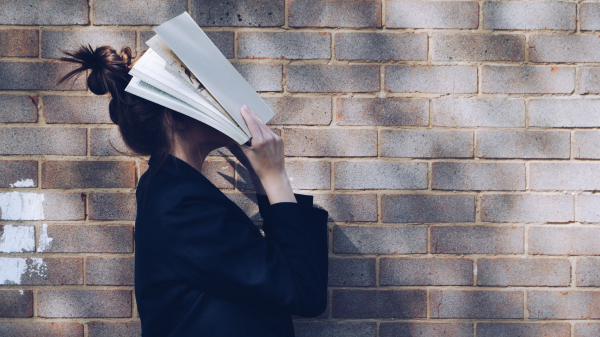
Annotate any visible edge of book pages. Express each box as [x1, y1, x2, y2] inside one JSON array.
[[124, 11, 276, 146]]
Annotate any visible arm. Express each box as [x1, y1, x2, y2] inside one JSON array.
[[163, 191, 329, 317], [257, 193, 314, 241]]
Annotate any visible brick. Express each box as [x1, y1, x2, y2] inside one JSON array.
[[0, 30, 38, 57], [0, 225, 35, 253], [481, 194, 574, 223], [232, 64, 282, 92], [0, 160, 38, 188], [88, 322, 141, 337], [89, 193, 136, 221], [380, 323, 473, 337], [577, 258, 600, 287], [477, 131, 570, 159], [478, 258, 570, 287], [482, 65, 575, 94], [483, 2, 576, 30], [530, 99, 600, 127], [0, 0, 88, 25], [528, 291, 600, 319], [141, 31, 235, 58], [530, 35, 600, 63], [332, 290, 426, 318], [264, 97, 332, 125], [478, 323, 571, 337], [0, 62, 86, 90], [337, 98, 428, 126], [314, 194, 377, 222], [576, 323, 600, 337], [529, 227, 600, 255], [94, 0, 187, 25], [381, 130, 474, 158], [289, 0, 381, 28], [383, 194, 475, 223], [239, 161, 330, 190], [44, 96, 111, 124], [433, 34, 525, 61], [580, 195, 600, 223], [90, 128, 134, 156], [579, 67, 600, 94], [198, 161, 234, 189], [531, 164, 600, 191], [285, 129, 377, 157], [582, 3, 600, 31], [38, 290, 131, 318], [192, 0, 284, 27], [386, 65, 477, 93], [208, 147, 234, 157], [42, 161, 136, 189], [380, 258, 473, 286], [0, 290, 33, 318], [239, 32, 330, 60], [328, 257, 376, 287], [0, 96, 38, 123], [37, 225, 134, 253], [0, 257, 83, 285], [432, 226, 524, 254], [386, 1, 478, 29], [224, 193, 262, 221], [336, 33, 427, 61], [433, 163, 525, 191], [42, 31, 136, 59], [433, 98, 525, 127], [287, 65, 379, 93], [431, 290, 523, 319], [0, 193, 85, 221], [333, 225, 427, 254], [0, 322, 83, 337], [335, 162, 427, 190], [86, 257, 134, 286], [0, 128, 86, 155], [294, 322, 376, 337]]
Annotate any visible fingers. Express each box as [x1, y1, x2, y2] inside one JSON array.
[[240, 105, 264, 144], [243, 105, 280, 140]]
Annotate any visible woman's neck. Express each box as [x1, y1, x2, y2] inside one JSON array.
[[170, 141, 215, 174]]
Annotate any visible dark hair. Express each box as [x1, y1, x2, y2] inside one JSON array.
[[58, 44, 186, 207]]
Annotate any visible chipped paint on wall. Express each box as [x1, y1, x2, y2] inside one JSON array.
[[0, 225, 35, 253], [0, 257, 46, 285], [9, 179, 35, 188], [0, 192, 44, 220], [37, 223, 53, 253]]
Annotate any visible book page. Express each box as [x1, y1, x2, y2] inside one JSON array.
[[130, 49, 240, 131], [124, 77, 249, 144], [144, 35, 241, 130], [154, 12, 275, 138]]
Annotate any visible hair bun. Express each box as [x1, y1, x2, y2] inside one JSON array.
[[58, 44, 133, 97]]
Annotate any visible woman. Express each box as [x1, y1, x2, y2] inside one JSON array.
[[59, 45, 329, 336]]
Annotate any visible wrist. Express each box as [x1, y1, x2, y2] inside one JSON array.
[[260, 171, 296, 204]]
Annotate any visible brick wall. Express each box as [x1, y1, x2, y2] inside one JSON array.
[[1, 0, 600, 336]]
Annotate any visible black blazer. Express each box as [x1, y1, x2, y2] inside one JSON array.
[[134, 154, 329, 337]]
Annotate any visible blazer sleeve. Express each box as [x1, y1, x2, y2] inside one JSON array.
[[162, 189, 329, 317], [257, 193, 314, 242]]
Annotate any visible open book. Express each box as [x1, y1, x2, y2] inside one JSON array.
[[124, 12, 275, 145]]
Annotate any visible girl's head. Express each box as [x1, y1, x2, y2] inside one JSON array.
[[58, 44, 235, 202]]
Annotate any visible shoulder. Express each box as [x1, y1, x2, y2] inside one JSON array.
[[138, 168, 224, 216]]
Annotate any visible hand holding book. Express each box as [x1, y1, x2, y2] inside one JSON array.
[[228, 105, 296, 205]]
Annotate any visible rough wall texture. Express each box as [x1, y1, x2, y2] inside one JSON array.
[[0, 0, 599, 336]]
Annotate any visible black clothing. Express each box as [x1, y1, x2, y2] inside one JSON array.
[[134, 154, 329, 337]]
